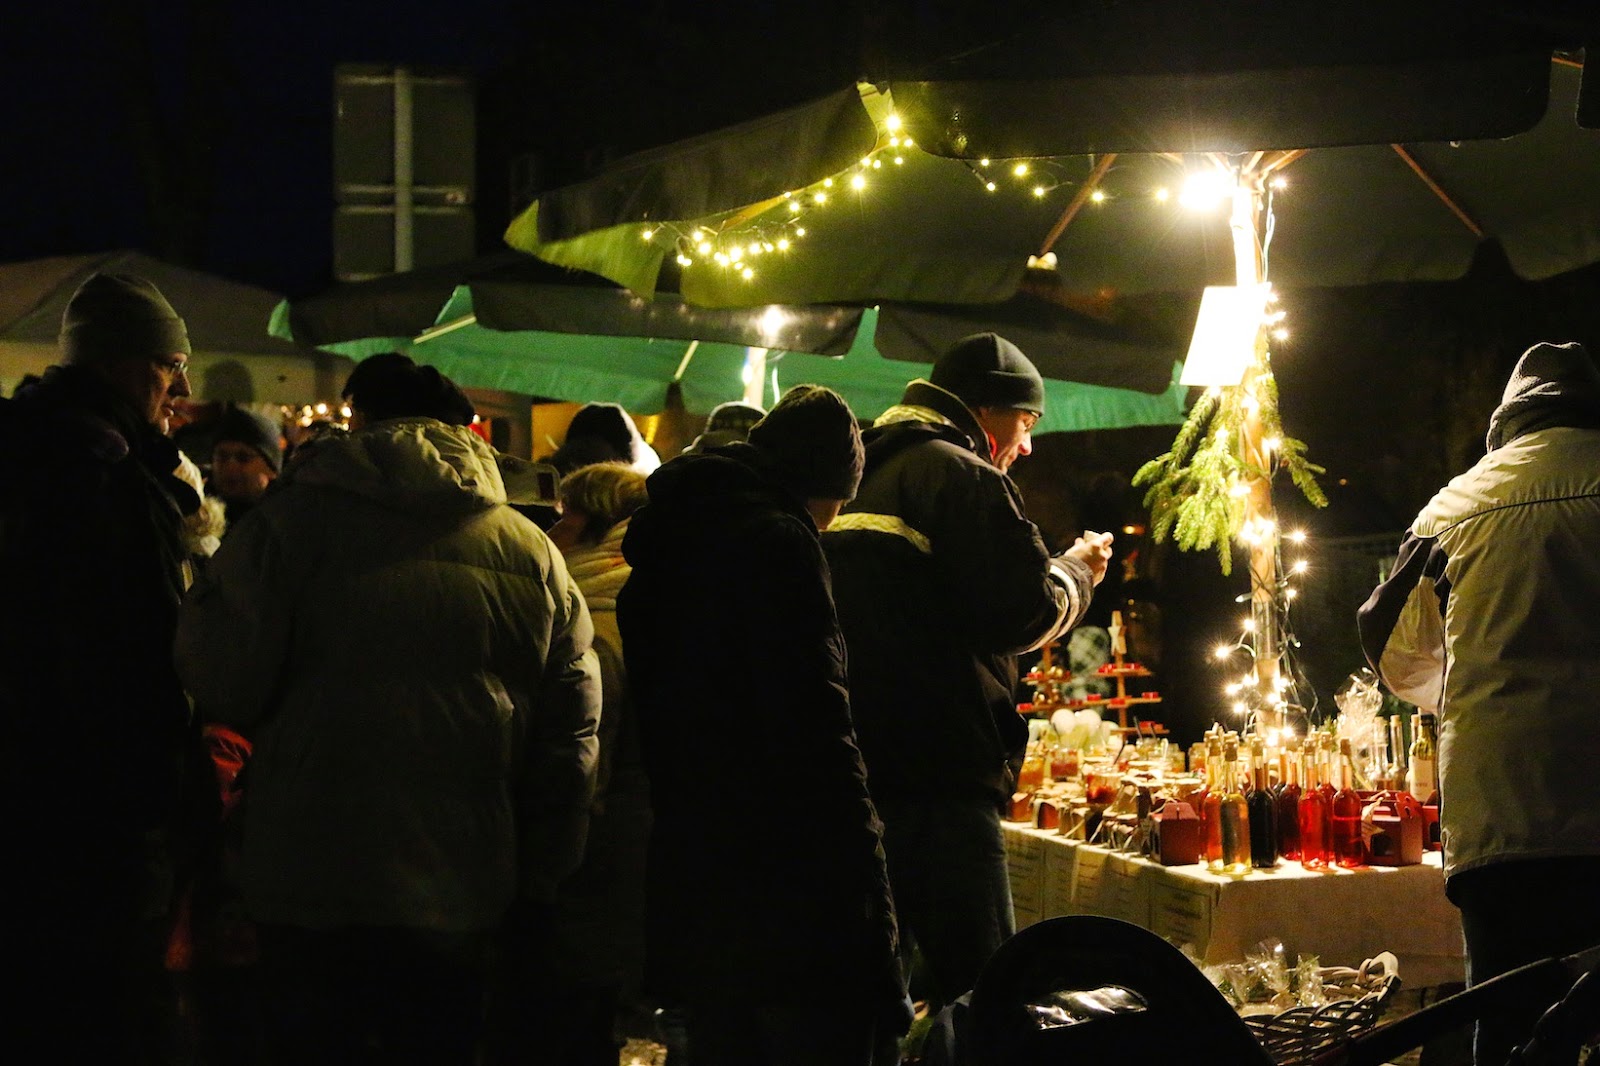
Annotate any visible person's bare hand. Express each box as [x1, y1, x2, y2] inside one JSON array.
[[1063, 530, 1115, 586]]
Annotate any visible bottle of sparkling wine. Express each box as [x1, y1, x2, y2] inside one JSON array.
[[1298, 739, 1330, 870], [1408, 711, 1437, 803], [1247, 736, 1279, 868], [1332, 737, 1368, 868], [1275, 740, 1302, 862], [1219, 739, 1251, 874]]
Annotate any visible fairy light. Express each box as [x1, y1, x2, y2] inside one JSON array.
[[1214, 644, 1233, 660], [1273, 328, 1290, 341], [1292, 560, 1309, 574], [741, 267, 755, 280], [851, 173, 867, 191], [1032, 185, 1047, 198], [1153, 187, 1170, 202], [788, 201, 802, 214], [697, 240, 712, 255], [1263, 436, 1282, 453], [1287, 529, 1308, 544], [1013, 162, 1030, 178], [979, 158, 991, 167], [985, 181, 997, 192], [1089, 189, 1107, 204], [885, 113, 902, 132], [641, 228, 654, 241], [812, 191, 827, 204], [776, 238, 790, 251], [1242, 618, 1257, 633]]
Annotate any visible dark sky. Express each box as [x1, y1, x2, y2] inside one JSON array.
[[0, 0, 869, 298]]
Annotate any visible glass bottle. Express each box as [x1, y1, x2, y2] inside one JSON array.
[[1389, 714, 1409, 787], [1219, 740, 1251, 874], [1247, 736, 1279, 868], [1018, 740, 1046, 793], [1202, 738, 1224, 870], [1275, 742, 1302, 862], [1331, 738, 1368, 868], [1298, 740, 1330, 869], [1408, 712, 1437, 803]]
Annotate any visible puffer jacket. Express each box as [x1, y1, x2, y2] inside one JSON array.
[[1359, 342, 1600, 880], [175, 418, 601, 932], [822, 381, 1095, 803]]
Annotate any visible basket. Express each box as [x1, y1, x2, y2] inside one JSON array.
[[1243, 966, 1401, 1066]]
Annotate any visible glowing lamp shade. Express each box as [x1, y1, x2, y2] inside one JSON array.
[[1180, 284, 1271, 388]]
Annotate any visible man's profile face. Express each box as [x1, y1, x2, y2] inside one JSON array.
[[211, 441, 276, 503], [974, 406, 1039, 473], [99, 352, 192, 432]]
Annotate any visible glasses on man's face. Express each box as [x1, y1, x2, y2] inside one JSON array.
[[1020, 412, 1040, 433]]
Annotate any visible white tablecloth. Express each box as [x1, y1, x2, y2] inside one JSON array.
[[1001, 822, 1466, 988]]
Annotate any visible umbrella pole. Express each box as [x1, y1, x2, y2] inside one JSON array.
[[1230, 172, 1285, 734]]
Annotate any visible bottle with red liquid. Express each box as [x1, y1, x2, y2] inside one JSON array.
[[1275, 741, 1302, 862], [1298, 739, 1330, 869], [1331, 737, 1368, 868]]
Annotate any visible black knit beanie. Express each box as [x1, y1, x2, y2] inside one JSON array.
[[929, 332, 1045, 416], [213, 404, 284, 473], [684, 400, 767, 454], [748, 384, 864, 501], [60, 273, 191, 366], [342, 352, 475, 426]]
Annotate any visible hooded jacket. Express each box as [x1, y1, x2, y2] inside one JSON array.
[[175, 418, 601, 931], [617, 445, 901, 1006], [1358, 342, 1600, 880], [822, 381, 1095, 803]]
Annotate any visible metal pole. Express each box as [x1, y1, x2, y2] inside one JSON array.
[[393, 66, 414, 272]]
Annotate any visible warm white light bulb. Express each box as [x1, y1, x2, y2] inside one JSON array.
[[1013, 162, 1030, 177], [1214, 644, 1232, 660], [851, 173, 867, 190], [1287, 529, 1308, 544], [1032, 185, 1046, 198], [1089, 189, 1106, 203], [1154, 187, 1170, 202], [985, 181, 997, 192], [1179, 169, 1233, 210], [641, 228, 654, 241], [813, 191, 827, 204], [886, 113, 902, 132], [1292, 560, 1309, 574]]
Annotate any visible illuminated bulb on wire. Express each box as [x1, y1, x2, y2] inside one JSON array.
[[1089, 189, 1106, 203], [851, 173, 867, 190], [1286, 588, 1299, 600], [1273, 328, 1290, 341], [1287, 529, 1308, 544], [873, 159, 883, 169], [315, 403, 328, 415], [641, 228, 654, 241], [741, 267, 755, 280], [979, 158, 991, 167], [985, 181, 997, 192], [1214, 645, 1232, 660], [889, 136, 900, 147], [697, 241, 713, 256], [886, 113, 902, 132], [1271, 176, 1288, 190], [789, 201, 802, 214], [1242, 619, 1256, 633], [1013, 162, 1030, 177], [823, 178, 834, 188], [894, 156, 905, 165], [1154, 187, 1170, 202], [794, 227, 806, 237], [813, 191, 827, 204], [1032, 185, 1046, 198], [776, 238, 790, 251], [1292, 560, 1309, 574], [1263, 436, 1282, 452], [1233, 702, 1249, 716], [676, 254, 692, 266]]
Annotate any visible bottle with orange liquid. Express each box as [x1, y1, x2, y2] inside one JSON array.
[[1203, 737, 1224, 870]]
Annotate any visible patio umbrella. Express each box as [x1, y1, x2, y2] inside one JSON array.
[[505, 59, 1600, 304], [0, 250, 346, 402], [290, 287, 1190, 435], [273, 250, 1188, 396]]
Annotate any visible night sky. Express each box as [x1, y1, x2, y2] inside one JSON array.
[[0, 0, 865, 297]]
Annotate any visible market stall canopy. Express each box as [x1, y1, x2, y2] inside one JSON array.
[[0, 250, 347, 402], [273, 250, 1190, 395], [290, 287, 1189, 435], [507, 14, 1598, 304]]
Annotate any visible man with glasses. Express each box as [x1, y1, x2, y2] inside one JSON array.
[[823, 333, 1114, 1010], [0, 273, 203, 1059]]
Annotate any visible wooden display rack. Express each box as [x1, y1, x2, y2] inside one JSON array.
[[1022, 610, 1165, 731]]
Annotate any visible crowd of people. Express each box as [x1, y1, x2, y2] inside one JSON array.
[[0, 271, 1112, 1066]]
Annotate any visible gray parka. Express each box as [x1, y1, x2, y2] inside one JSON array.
[[175, 418, 600, 931], [1358, 342, 1600, 880]]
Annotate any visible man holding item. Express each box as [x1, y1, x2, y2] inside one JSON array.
[[823, 332, 1113, 1007]]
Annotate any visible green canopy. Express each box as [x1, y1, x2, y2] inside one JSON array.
[[285, 287, 1188, 435]]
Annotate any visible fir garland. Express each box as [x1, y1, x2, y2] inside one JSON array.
[[1132, 370, 1326, 576]]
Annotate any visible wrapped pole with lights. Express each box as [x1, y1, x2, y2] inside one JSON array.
[[1133, 159, 1326, 733]]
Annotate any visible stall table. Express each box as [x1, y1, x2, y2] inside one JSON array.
[[1002, 822, 1465, 989]]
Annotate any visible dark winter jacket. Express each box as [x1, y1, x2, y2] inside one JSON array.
[[617, 444, 901, 1007], [1358, 342, 1600, 880], [175, 417, 601, 931], [1, 366, 199, 838], [822, 381, 1095, 803]]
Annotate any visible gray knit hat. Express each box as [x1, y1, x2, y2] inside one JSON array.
[[747, 385, 864, 501], [60, 273, 191, 366], [1485, 341, 1600, 451], [213, 404, 285, 473], [930, 332, 1045, 416]]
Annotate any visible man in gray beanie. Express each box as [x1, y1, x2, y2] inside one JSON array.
[[1359, 340, 1600, 1065], [822, 333, 1113, 1010], [617, 384, 909, 1064], [209, 403, 284, 524], [0, 272, 202, 1058]]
